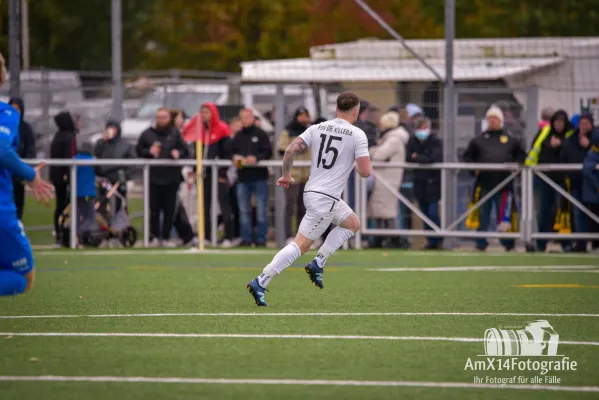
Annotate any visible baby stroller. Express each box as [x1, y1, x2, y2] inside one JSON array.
[[58, 180, 138, 248]]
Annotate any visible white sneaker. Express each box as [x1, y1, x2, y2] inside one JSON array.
[[161, 240, 177, 248], [221, 239, 233, 248], [231, 237, 243, 247], [148, 238, 161, 248], [592, 248, 599, 254]]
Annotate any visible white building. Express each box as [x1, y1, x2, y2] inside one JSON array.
[[241, 37, 599, 139]]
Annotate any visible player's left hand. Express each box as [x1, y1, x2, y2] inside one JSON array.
[[277, 175, 294, 189], [28, 163, 54, 205], [244, 155, 257, 165]]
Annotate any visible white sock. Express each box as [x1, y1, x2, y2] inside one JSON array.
[[315, 227, 355, 268], [257, 242, 301, 288]]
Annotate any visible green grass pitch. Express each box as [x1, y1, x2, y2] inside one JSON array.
[[1, 249, 598, 399]]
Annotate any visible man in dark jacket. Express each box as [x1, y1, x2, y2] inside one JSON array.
[[136, 107, 189, 247], [49, 111, 78, 247], [354, 101, 378, 149], [95, 120, 136, 212], [230, 108, 272, 246], [582, 132, 599, 253], [406, 117, 443, 249], [526, 109, 574, 252], [8, 97, 36, 220], [560, 112, 595, 251], [462, 105, 525, 252]]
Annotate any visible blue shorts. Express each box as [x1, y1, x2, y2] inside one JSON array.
[[0, 218, 34, 275]]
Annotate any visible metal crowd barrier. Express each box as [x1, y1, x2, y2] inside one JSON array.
[[23, 159, 599, 250]]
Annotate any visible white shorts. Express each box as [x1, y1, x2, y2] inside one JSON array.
[[298, 191, 353, 241]]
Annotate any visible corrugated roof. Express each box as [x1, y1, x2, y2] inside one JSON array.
[[240, 57, 563, 83]]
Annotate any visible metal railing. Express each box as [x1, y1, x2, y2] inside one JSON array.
[[23, 159, 599, 250]]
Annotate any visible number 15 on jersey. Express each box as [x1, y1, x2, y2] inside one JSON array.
[[317, 134, 342, 170]]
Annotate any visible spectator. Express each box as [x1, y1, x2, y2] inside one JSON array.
[[463, 105, 525, 252], [278, 107, 311, 242], [355, 101, 378, 148], [367, 111, 409, 247], [406, 117, 443, 249], [226, 117, 243, 245], [8, 97, 35, 220], [526, 109, 574, 252], [73, 140, 97, 243], [49, 111, 79, 248], [538, 107, 555, 130], [230, 108, 272, 246], [94, 121, 136, 205], [561, 112, 595, 252], [183, 103, 232, 245], [367, 106, 381, 130], [582, 132, 599, 253], [137, 107, 189, 247], [398, 107, 413, 134], [167, 109, 197, 247]]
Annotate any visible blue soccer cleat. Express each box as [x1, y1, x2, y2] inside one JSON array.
[[304, 260, 324, 289], [247, 279, 269, 306]]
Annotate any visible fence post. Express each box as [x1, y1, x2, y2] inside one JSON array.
[[274, 84, 286, 248], [69, 165, 78, 250], [211, 163, 218, 248], [143, 164, 150, 248], [520, 166, 527, 244], [355, 171, 363, 250], [110, 0, 123, 122]]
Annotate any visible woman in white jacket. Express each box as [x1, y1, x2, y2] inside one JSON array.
[[367, 111, 410, 239]]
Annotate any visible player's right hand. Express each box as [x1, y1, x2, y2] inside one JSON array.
[[276, 176, 294, 189], [28, 163, 54, 205]]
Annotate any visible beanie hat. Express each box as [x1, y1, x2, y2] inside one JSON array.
[[379, 111, 400, 131], [485, 105, 504, 128], [406, 103, 423, 118]]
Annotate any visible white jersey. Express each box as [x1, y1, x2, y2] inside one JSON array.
[[299, 118, 369, 200]]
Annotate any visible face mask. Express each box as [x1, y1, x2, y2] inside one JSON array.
[[415, 130, 430, 141]]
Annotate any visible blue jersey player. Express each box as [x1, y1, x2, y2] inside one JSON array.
[[0, 53, 53, 296]]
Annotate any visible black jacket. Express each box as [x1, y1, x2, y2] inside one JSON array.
[[230, 125, 272, 183], [462, 129, 525, 190], [94, 121, 137, 183], [355, 120, 378, 148], [136, 126, 189, 185], [406, 133, 443, 202], [533, 110, 574, 165], [49, 111, 77, 184], [560, 129, 594, 190], [8, 97, 36, 160]]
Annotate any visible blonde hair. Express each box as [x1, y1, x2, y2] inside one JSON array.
[[0, 52, 7, 85]]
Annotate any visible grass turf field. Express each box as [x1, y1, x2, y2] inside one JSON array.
[[1, 249, 598, 399]]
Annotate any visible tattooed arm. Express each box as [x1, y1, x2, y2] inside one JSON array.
[[282, 137, 308, 176]]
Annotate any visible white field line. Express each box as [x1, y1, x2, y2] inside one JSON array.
[[369, 266, 599, 272], [2, 312, 599, 319], [36, 248, 599, 258], [1, 332, 598, 346], [0, 375, 598, 392]]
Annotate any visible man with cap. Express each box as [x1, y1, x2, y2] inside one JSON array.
[[462, 105, 526, 252], [278, 107, 312, 243], [560, 112, 595, 252]]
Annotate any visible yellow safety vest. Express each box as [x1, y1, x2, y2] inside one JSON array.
[[525, 126, 574, 166]]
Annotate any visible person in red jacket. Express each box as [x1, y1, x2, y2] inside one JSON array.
[[183, 103, 233, 245]]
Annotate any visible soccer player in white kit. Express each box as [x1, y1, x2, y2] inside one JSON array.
[[247, 92, 372, 306]]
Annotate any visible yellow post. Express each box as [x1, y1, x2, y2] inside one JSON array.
[[196, 140, 205, 252]]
